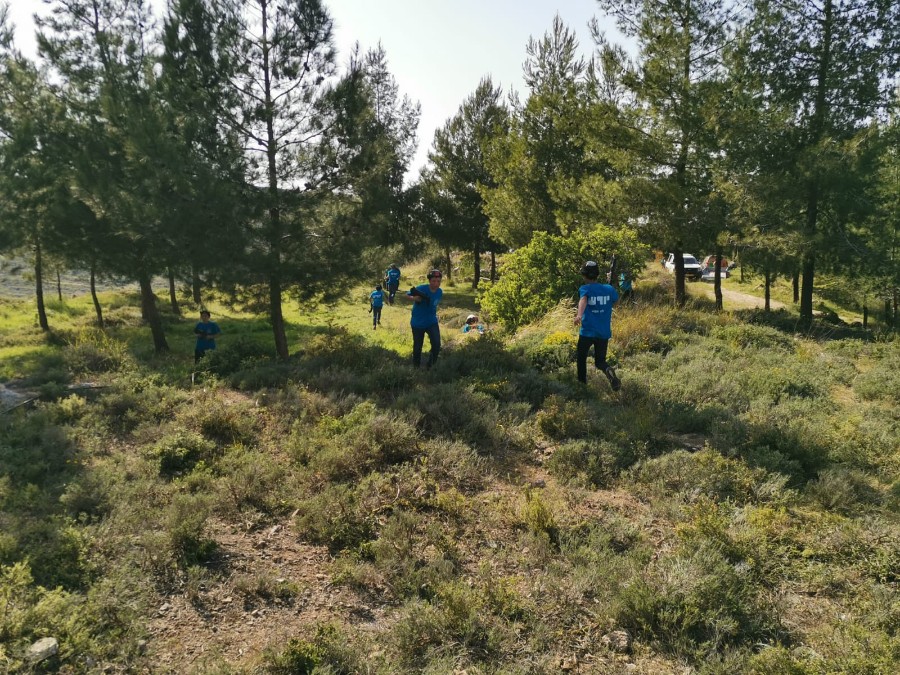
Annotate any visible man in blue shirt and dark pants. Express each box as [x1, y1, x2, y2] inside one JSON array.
[[404, 269, 443, 368]]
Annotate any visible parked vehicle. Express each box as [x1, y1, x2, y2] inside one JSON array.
[[701, 266, 729, 282], [663, 253, 702, 280]]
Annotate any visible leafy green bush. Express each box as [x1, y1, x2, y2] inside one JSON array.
[[146, 430, 217, 477], [628, 449, 772, 504], [200, 336, 274, 376], [479, 227, 649, 330], [548, 439, 639, 487], [63, 330, 131, 374], [712, 324, 795, 352], [616, 542, 782, 662], [295, 484, 374, 552]]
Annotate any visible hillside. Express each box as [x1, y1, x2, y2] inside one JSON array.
[[0, 270, 898, 674]]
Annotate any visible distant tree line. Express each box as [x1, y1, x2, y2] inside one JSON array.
[[1, 0, 898, 357]]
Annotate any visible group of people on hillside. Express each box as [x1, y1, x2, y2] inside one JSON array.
[[193, 259, 623, 391]]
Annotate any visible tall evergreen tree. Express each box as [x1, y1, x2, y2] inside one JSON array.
[[739, 0, 900, 326], [597, 0, 734, 306], [482, 15, 592, 248], [37, 0, 176, 352], [425, 77, 508, 289]]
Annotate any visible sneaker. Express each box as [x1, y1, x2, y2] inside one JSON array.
[[604, 367, 621, 391], [373, 325, 377, 330]]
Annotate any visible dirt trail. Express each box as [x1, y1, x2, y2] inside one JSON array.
[[690, 283, 786, 310]]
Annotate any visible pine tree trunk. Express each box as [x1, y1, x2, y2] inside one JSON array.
[[138, 273, 169, 353], [191, 266, 202, 304], [269, 273, 289, 360], [472, 243, 481, 290], [764, 268, 771, 312], [674, 245, 686, 308], [168, 267, 180, 315], [490, 250, 496, 282], [862, 301, 868, 330], [34, 239, 49, 331], [56, 269, 62, 302], [445, 248, 452, 281], [799, 253, 815, 329], [90, 266, 104, 329], [886, 298, 893, 326], [714, 251, 723, 311], [792, 268, 800, 303]]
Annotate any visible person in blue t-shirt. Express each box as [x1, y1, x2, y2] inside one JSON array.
[[619, 270, 633, 303], [369, 284, 385, 330], [574, 261, 621, 390], [194, 310, 221, 363], [385, 264, 402, 305], [403, 269, 443, 368]]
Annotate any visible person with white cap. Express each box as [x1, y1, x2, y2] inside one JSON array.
[[462, 314, 485, 335]]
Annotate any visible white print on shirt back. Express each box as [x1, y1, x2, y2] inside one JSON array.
[[588, 295, 610, 307]]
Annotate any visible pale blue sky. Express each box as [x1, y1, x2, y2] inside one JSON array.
[[6, 0, 617, 177]]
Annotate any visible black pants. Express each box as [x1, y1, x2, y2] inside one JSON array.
[[372, 306, 382, 326], [194, 348, 212, 364], [576, 335, 609, 383], [411, 324, 441, 368], [387, 282, 399, 304]]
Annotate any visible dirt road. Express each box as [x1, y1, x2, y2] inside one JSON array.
[[689, 282, 786, 310]]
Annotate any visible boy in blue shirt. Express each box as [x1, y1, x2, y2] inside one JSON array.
[[369, 284, 385, 330], [385, 264, 401, 305], [404, 269, 443, 368], [574, 261, 621, 390], [194, 310, 221, 363]]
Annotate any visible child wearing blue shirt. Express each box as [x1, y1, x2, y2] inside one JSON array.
[[193, 310, 221, 363], [574, 261, 621, 390], [369, 285, 385, 330], [385, 264, 401, 305]]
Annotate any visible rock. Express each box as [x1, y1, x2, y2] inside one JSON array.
[[27, 637, 59, 663], [560, 654, 578, 670], [601, 629, 632, 653], [158, 603, 172, 614], [530, 479, 546, 488]]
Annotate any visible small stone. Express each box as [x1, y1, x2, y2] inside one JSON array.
[[560, 654, 578, 670], [601, 629, 632, 653], [531, 479, 546, 488], [223, 596, 233, 603], [27, 637, 59, 663], [158, 603, 171, 614], [136, 640, 148, 655]]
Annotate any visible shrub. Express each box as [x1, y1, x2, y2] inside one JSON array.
[[295, 484, 374, 552], [616, 542, 781, 662], [628, 449, 770, 504], [805, 466, 880, 513], [535, 395, 593, 440], [712, 324, 795, 352], [548, 439, 639, 487], [166, 492, 217, 566], [479, 228, 649, 331], [63, 330, 131, 374], [200, 337, 274, 376], [146, 431, 217, 478]]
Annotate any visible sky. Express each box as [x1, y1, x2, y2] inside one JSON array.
[[4, 0, 620, 178]]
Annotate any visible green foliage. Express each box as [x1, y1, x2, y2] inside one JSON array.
[[548, 439, 640, 487], [479, 228, 649, 330], [146, 430, 217, 478], [200, 337, 275, 377], [63, 329, 131, 374], [616, 542, 782, 662]]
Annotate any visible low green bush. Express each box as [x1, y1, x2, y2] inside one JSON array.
[[616, 542, 782, 662], [146, 430, 217, 478]]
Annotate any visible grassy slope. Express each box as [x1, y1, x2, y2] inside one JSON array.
[[0, 268, 898, 674]]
